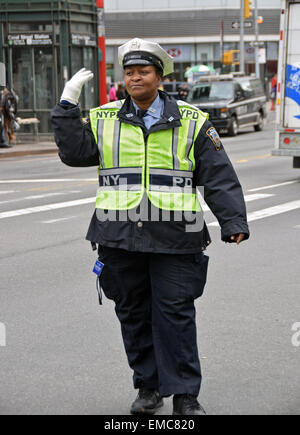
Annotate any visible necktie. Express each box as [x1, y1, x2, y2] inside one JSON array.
[[137, 109, 148, 119]]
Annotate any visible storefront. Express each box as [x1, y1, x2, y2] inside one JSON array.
[[0, 0, 100, 136], [106, 40, 279, 84]]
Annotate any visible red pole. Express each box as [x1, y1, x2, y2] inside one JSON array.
[[96, 0, 107, 105]]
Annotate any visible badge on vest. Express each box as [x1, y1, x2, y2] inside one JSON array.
[[82, 116, 90, 126], [206, 127, 222, 151]]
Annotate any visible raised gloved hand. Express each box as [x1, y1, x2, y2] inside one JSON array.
[[60, 68, 94, 105]]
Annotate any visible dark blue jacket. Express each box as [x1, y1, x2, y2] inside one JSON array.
[[51, 91, 249, 253]]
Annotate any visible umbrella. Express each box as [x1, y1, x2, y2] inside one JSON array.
[[185, 65, 215, 78]]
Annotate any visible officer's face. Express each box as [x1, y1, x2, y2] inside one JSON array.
[[124, 65, 162, 103]]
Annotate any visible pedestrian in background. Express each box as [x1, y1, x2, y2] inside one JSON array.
[[116, 83, 126, 100], [51, 38, 249, 416], [270, 73, 277, 111], [178, 82, 189, 101], [0, 87, 19, 148], [109, 83, 117, 102]]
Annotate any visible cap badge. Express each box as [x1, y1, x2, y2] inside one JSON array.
[[130, 40, 141, 50]]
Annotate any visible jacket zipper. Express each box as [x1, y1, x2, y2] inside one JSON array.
[[144, 132, 149, 189]]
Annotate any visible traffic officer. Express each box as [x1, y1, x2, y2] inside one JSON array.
[[51, 38, 250, 415]]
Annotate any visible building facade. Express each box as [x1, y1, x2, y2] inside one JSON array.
[[0, 0, 100, 135], [104, 0, 281, 83], [0, 0, 281, 135]]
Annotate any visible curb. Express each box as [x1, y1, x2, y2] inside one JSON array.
[[0, 147, 58, 159]]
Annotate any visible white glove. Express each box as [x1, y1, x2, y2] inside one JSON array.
[[60, 68, 94, 105]]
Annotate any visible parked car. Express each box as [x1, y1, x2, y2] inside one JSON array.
[[187, 74, 267, 136]]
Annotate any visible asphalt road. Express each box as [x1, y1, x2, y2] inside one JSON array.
[[0, 116, 299, 415]]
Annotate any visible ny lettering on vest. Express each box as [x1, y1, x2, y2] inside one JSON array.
[[173, 177, 193, 187], [102, 175, 120, 186]]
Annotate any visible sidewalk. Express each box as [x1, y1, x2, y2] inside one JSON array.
[[0, 141, 57, 159]]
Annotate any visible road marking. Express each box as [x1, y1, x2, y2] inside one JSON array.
[[0, 190, 17, 195], [208, 199, 300, 227], [248, 180, 299, 192], [0, 192, 67, 205], [233, 153, 271, 163], [42, 216, 77, 224], [0, 178, 97, 183], [200, 193, 274, 212], [244, 193, 275, 202], [0, 197, 95, 220]]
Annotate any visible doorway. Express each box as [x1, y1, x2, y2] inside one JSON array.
[[11, 45, 56, 133]]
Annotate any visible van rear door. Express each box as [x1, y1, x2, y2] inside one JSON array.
[[284, 2, 300, 128]]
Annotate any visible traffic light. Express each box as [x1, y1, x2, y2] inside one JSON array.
[[244, 0, 253, 20], [222, 51, 233, 65], [222, 50, 240, 65]]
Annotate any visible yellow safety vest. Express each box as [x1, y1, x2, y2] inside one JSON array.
[[89, 100, 208, 212]]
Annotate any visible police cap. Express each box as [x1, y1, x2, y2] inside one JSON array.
[[118, 38, 174, 77]]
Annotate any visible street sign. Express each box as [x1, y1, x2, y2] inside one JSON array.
[[232, 21, 253, 30], [258, 48, 266, 64], [249, 41, 265, 48]]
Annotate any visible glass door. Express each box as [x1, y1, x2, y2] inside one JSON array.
[[12, 46, 34, 111], [71, 46, 96, 112], [34, 47, 56, 132]]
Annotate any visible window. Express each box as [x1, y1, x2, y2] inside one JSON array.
[[188, 81, 234, 103], [251, 79, 264, 97], [9, 23, 53, 32], [239, 80, 254, 98]]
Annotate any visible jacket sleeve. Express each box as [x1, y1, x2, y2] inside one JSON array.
[[194, 120, 250, 243], [50, 104, 99, 167]]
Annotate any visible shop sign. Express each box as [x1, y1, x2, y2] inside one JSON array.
[[162, 45, 192, 63], [72, 34, 97, 47], [8, 34, 52, 46]]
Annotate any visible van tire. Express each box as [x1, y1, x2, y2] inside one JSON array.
[[254, 113, 264, 132], [228, 117, 238, 136]]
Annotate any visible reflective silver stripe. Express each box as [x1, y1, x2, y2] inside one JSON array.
[[112, 121, 121, 168], [149, 168, 193, 178], [100, 167, 143, 176], [185, 121, 196, 171], [97, 119, 105, 169], [149, 185, 196, 193], [172, 127, 181, 170], [115, 100, 124, 109], [98, 185, 142, 192]]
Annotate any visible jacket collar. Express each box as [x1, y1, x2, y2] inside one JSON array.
[[117, 90, 182, 130]]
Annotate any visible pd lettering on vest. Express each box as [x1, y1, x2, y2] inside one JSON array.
[[173, 177, 193, 188], [180, 109, 199, 120]]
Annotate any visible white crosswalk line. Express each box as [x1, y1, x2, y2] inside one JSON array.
[[42, 216, 77, 224], [208, 200, 300, 227], [0, 192, 67, 205], [0, 179, 97, 183], [0, 197, 95, 220], [0, 190, 298, 225], [248, 181, 298, 192], [0, 191, 17, 195], [200, 193, 274, 212]]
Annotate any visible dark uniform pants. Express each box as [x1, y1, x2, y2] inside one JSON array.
[[99, 247, 209, 398]]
